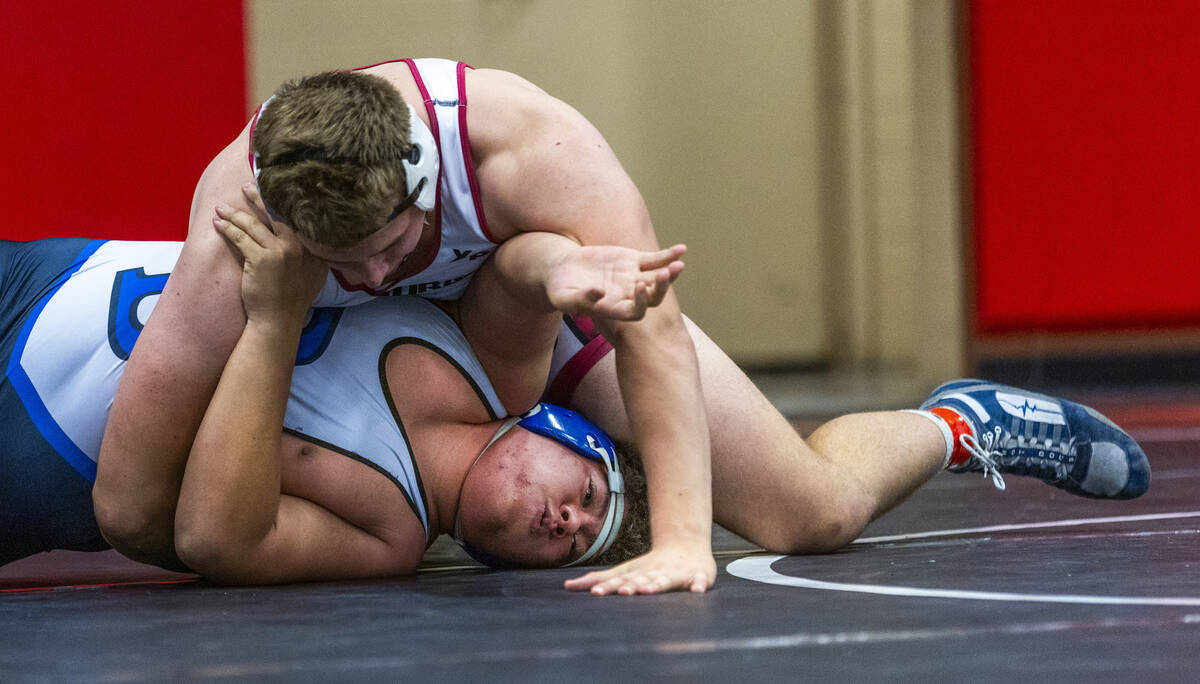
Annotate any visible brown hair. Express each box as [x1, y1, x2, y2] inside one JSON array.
[[594, 441, 651, 565], [253, 70, 411, 247]]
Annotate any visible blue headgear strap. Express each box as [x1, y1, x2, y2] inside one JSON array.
[[453, 403, 624, 568]]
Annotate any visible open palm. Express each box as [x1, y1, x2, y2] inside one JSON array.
[[545, 244, 686, 320]]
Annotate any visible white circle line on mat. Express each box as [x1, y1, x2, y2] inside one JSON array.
[[728, 511, 1200, 606]]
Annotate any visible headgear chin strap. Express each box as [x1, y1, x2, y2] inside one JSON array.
[[453, 403, 625, 568], [249, 98, 440, 219]]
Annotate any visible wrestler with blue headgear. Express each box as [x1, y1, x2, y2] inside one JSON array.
[[3, 226, 661, 578], [454, 403, 626, 568], [0, 210, 662, 576]]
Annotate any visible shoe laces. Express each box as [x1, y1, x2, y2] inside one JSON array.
[[1009, 432, 1077, 479], [959, 433, 1007, 491]]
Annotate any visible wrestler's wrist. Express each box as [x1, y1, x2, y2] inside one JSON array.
[[649, 537, 714, 560], [649, 519, 713, 550], [243, 312, 306, 342]]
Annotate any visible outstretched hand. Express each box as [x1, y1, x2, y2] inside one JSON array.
[[545, 244, 686, 321], [563, 542, 716, 596], [213, 200, 327, 326]]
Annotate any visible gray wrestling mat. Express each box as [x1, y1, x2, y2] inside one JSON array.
[[3, 408, 1198, 682]]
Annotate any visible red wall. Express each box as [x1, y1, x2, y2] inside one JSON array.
[[0, 2, 246, 242], [971, 0, 1200, 334]]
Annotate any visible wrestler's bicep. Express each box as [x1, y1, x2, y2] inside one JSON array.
[[457, 242, 561, 414]]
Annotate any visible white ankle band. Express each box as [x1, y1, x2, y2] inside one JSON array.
[[900, 409, 954, 469]]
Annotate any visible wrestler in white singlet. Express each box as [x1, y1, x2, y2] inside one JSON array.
[[1, 239, 509, 563]]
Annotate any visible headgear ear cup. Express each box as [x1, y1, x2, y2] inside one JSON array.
[[403, 104, 439, 211]]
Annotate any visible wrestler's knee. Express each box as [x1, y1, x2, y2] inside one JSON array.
[[750, 485, 877, 555]]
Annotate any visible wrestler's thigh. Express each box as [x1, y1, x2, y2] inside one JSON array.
[[570, 316, 869, 550]]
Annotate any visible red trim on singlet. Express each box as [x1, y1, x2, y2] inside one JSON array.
[[456, 62, 497, 243], [351, 58, 408, 71], [329, 269, 387, 296], [544, 333, 614, 406], [397, 59, 445, 280]]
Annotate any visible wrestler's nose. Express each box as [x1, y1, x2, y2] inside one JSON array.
[[361, 254, 395, 289], [552, 505, 582, 537]]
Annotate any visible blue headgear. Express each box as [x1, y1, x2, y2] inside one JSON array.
[[454, 403, 625, 568], [251, 98, 439, 222]]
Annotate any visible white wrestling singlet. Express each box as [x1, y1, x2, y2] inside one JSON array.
[[10, 240, 508, 538]]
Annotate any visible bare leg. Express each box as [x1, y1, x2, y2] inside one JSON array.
[[569, 316, 946, 554]]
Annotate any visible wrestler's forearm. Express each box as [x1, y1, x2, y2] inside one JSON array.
[[488, 231, 578, 312], [174, 316, 413, 584], [174, 316, 296, 563], [605, 302, 713, 549], [460, 233, 577, 411]]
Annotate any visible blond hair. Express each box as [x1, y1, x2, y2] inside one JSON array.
[[253, 70, 411, 247]]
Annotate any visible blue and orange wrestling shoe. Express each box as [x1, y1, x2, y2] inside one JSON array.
[[920, 379, 1150, 499]]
